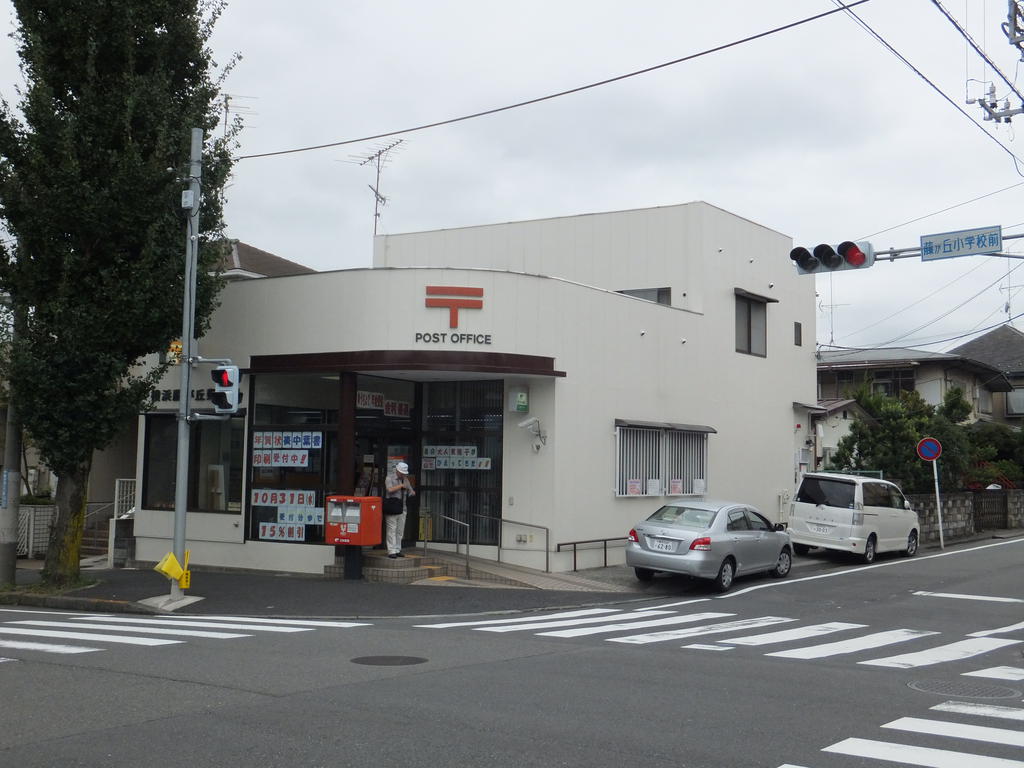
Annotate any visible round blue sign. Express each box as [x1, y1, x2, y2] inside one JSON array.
[[917, 437, 942, 461]]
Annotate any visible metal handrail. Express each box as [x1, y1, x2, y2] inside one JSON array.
[[438, 514, 470, 579], [556, 536, 627, 572], [469, 513, 550, 573]]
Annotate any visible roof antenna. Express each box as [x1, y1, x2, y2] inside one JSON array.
[[348, 139, 404, 236]]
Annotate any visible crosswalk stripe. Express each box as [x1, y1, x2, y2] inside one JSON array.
[[882, 716, 1024, 747], [682, 643, 731, 651], [11, 620, 251, 639], [963, 666, 1024, 681], [767, 629, 938, 659], [536, 612, 735, 638], [609, 616, 795, 645], [0, 627, 180, 646], [144, 615, 371, 628], [970, 620, 1024, 638], [0, 608, 112, 617], [724, 622, 867, 646], [0, 639, 99, 654], [932, 701, 1024, 721], [861, 638, 1021, 669], [415, 608, 620, 629], [914, 591, 1024, 604], [59, 616, 311, 633], [823, 737, 1024, 767], [475, 610, 675, 633]]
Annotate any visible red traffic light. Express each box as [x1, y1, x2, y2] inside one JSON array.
[[838, 241, 866, 267], [212, 368, 235, 387], [790, 241, 875, 274]]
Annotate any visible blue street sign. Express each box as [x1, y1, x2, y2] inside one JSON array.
[[920, 226, 1002, 261], [917, 437, 942, 461]]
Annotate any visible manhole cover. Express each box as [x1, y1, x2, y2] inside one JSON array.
[[350, 655, 428, 666], [908, 679, 1022, 699]]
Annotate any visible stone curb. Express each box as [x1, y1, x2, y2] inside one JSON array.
[[0, 592, 162, 614]]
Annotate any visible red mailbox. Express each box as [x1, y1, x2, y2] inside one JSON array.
[[325, 496, 382, 546]]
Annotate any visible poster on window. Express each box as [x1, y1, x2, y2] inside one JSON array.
[[258, 522, 306, 541], [253, 431, 322, 453], [646, 479, 661, 495], [627, 479, 642, 495], [669, 478, 684, 495]]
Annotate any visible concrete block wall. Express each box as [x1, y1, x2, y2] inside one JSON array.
[[1009, 489, 1024, 529], [907, 492, 975, 544]]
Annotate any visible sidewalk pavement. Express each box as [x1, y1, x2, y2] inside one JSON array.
[[4, 529, 1021, 619]]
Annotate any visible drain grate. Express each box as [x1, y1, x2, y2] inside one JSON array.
[[908, 679, 1022, 699], [350, 655, 428, 666]]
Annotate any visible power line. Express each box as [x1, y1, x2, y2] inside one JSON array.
[[819, 310, 1024, 351], [236, 0, 873, 161], [833, 0, 1024, 175]]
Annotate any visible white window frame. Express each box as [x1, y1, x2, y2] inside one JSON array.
[[1007, 387, 1024, 416], [615, 422, 711, 497]]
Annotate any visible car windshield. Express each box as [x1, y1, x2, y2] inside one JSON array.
[[646, 505, 716, 529], [796, 476, 856, 508]]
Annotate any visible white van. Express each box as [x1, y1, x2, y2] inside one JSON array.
[[789, 472, 919, 563]]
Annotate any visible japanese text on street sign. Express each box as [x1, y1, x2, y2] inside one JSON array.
[[921, 226, 1002, 261]]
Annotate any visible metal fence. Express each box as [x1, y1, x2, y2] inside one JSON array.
[[17, 506, 55, 558]]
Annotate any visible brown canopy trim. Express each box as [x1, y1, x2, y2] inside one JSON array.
[[249, 349, 566, 377]]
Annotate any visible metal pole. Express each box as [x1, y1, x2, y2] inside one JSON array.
[[0, 366, 21, 586], [933, 460, 945, 550], [171, 128, 203, 601]]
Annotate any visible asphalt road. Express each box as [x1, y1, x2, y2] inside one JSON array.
[[1, 538, 1023, 767]]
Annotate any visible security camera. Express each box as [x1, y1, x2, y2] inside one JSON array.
[[518, 416, 540, 430], [768, 282, 775, 289]]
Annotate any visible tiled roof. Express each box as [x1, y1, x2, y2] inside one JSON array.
[[218, 240, 316, 278], [948, 324, 1024, 374]]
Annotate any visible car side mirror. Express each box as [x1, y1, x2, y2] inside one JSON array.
[[774, 522, 787, 531], [903, 500, 911, 510]]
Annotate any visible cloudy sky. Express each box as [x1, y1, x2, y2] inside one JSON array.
[[4, 1, 1024, 352]]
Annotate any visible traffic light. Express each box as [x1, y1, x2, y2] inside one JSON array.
[[210, 365, 240, 414], [789, 241, 874, 275]]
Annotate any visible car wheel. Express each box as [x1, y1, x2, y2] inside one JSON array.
[[771, 549, 792, 578], [713, 558, 735, 593], [903, 530, 918, 558], [634, 567, 655, 582], [793, 543, 810, 556], [862, 534, 877, 564]]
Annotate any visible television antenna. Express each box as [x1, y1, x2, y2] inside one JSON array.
[[220, 93, 258, 136], [347, 139, 404, 235]]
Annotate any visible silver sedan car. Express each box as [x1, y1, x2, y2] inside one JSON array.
[[626, 500, 793, 592]]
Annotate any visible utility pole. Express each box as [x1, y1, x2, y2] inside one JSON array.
[[0, 296, 20, 586], [169, 128, 203, 606]]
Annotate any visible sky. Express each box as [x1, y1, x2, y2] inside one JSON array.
[[4, 1, 1024, 353]]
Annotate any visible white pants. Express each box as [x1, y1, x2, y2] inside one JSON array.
[[385, 510, 407, 554]]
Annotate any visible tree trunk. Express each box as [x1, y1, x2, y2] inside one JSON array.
[[42, 458, 91, 587]]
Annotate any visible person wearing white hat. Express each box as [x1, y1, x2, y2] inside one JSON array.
[[384, 461, 415, 558]]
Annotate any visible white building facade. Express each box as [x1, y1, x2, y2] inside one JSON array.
[[131, 202, 818, 574]]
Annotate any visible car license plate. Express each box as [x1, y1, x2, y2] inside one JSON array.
[[649, 538, 676, 553], [811, 524, 831, 535]]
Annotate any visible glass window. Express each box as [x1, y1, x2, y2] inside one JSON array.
[[745, 509, 772, 531], [617, 287, 671, 305], [736, 296, 767, 356], [862, 483, 890, 507], [727, 510, 749, 531], [796, 476, 856, 508], [141, 413, 243, 513], [646, 505, 715, 529], [794, 321, 802, 346], [1007, 387, 1024, 416]]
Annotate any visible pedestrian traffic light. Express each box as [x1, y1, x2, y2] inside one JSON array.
[[789, 241, 875, 275], [210, 365, 240, 414]]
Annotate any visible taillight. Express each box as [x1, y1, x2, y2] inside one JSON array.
[[627, 529, 639, 542], [689, 537, 712, 551]]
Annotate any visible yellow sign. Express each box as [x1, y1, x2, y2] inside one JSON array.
[[153, 549, 191, 589], [168, 339, 183, 365]]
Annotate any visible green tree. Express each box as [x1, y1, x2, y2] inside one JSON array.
[[828, 385, 974, 493], [0, 1, 237, 586]]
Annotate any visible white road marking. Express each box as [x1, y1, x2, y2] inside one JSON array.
[[415, 608, 621, 629], [721, 537, 1024, 599], [767, 629, 938, 659], [637, 598, 711, 610], [0, 608, 112, 617], [11, 620, 251, 639], [475, 610, 676, 633], [932, 701, 1024, 721], [682, 643, 732, 651], [860, 638, 1021, 669], [824, 737, 1024, 767], [537, 612, 735, 638], [914, 591, 1024, 603], [0, 657, 15, 662], [609, 616, 795, 645], [61, 616, 311, 633], [725, 622, 867, 646], [882, 716, 1024, 747], [0, 639, 99, 654], [0, 627, 180, 646], [970, 621, 1024, 638], [963, 666, 1024, 681], [146, 615, 371, 628]]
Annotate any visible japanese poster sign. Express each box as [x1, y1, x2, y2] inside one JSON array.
[[356, 390, 385, 410], [921, 225, 1002, 261], [252, 450, 309, 468], [258, 522, 306, 542], [252, 431, 322, 450]]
